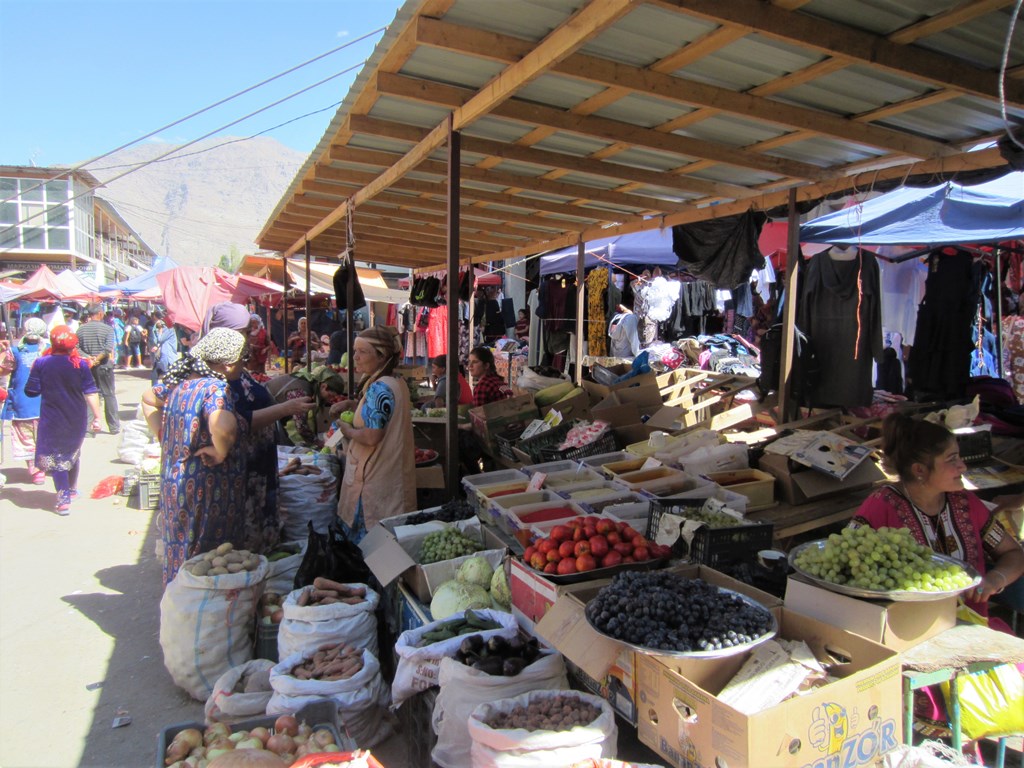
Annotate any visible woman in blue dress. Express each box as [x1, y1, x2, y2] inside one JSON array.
[[0, 317, 49, 484], [143, 328, 249, 585], [23, 326, 104, 515]]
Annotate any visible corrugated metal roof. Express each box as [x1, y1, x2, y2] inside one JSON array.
[[258, 0, 1022, 269]]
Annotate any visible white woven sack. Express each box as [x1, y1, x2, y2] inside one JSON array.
[[468, 690, 618, 768], [278, 449, 341, 541], [277, 583, 379, 660], [268, 647, 392, 748], [203, 659, 275, 724], [431, 651, 568, 768], [159, 554, 268, 700], [391, 609, 518, 709]]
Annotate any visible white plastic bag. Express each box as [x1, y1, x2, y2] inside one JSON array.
[[431, 652, 568, 768], [278, 448, 341, 542], [159, 554, 268, 700], [204, 659, 275, 724], [277, 583, 379, 661], [264, 541, 307, 596], [678, 443, 749, 476], [117, 419, 153, 464], [468, 690, 618, 767], [268, 648, 392, 748], [392, 609, 518, 709]]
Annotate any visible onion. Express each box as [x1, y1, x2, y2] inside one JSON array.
[[296, 722, 313, 738], [208, 738, 234, 753], [176, 729, 204, 750], [265, 734, 295, 756], [227, 732, 247, 743], [164, 739, 192, 765], [206, 747, 233, 761], [312, 729, 335, 748], [249, 726, 271, 746], [273, 715, 299, 737], [322, 743, 341, 753], [235, 738, 263, 750], [270, 608, 284, 623], [204, 723, 231, 744]]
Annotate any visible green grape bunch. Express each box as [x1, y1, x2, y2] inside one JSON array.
[[794, 526, 975, 593], [419, 527, 482, 564]]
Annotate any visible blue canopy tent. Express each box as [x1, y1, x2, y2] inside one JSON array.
[[799, 172, 1024, 246], [539, 228, 679, 275], [100, 255, 179, 294]]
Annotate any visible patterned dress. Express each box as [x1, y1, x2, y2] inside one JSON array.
[[156, 377, 248, 585], [229, 372, 279, 553]]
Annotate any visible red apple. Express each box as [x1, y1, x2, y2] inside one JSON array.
[[583, 525, 597, 539], [550, 525, 572, 542], [546, 548, 561, 563], [613, 542, 633, 556], [622, 556, 636, 563], [633, 545, 650, 561], [576, 553, 597, 572], [573, 527, 585, 542], [595, 519, 614, 534], [530, 552, 547, 570], [588, 535, 609, 558], [574, 540, 591, 557], [557, 558, 578, 575], [558, 540, 576, 559], [537, 539, 555, 554], [544, 562, 558, 574], [523, 545, 537, 563], [601, 550, 623, 568], [606, 531, 621, 545]]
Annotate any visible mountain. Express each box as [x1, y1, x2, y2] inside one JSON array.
[[87, 136, 307, 267]]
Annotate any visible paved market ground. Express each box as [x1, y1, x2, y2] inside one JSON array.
[[0, 371, 413, 768]]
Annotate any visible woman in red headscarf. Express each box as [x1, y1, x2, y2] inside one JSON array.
[[24, 326, 104, 515]]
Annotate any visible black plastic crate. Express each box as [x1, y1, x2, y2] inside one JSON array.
[[496, 421, 570, 464], [646, 499, 773, 568], [538, 430, 618, 463]]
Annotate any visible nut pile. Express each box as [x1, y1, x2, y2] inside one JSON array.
[[484, 694, 601, 732]]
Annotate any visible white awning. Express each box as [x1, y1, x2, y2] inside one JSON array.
[[285, 259, 408, 305]]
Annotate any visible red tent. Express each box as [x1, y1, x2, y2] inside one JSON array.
[[156, 266, 282, 331], [14, 265, 68, 301]]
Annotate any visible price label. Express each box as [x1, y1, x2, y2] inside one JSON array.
[[527, 472, 546, 492], [641, 456, 662, 471]]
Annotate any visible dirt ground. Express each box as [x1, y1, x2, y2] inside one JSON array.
[[0, 370, 412, 768]]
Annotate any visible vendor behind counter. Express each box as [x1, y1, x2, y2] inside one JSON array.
[[266, 365, 347, 448]]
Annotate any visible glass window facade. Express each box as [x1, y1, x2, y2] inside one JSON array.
[[0, 175, 84, 254]]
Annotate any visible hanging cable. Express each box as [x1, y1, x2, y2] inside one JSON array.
[[999, 0, 1024, 151]]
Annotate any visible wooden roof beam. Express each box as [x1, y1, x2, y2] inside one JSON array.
[[413, 19, 953, 159], [887, 0, 1014, 45], [650, 0, 1024, 108], [376, 71, 830, 181], [347, 114, 755, 199]]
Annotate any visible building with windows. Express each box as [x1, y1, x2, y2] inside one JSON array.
[[0, 165, 156, 282]]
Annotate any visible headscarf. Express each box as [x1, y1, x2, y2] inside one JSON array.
[[161, 327, 246, 390], [42, 325, 85, 367], [20, 317, 47, 348], [201, 302, 252, 335], [249, 313, 264, 330], [355, 326, 403, 397]]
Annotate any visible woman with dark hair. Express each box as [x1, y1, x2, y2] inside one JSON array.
[[0, 317, 49, 484], [467, 346, 512, 407], [851, 413, 1024, 618], [330, 326, 415, 541], [24, 326, 104, 515]]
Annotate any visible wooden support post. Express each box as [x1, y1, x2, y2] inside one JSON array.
[[304, 239, 312, 373], [282, 257, 290, 373], [575, 240, 585, 384], [777, 188, 801, 424], [445, 116, 461, 494]]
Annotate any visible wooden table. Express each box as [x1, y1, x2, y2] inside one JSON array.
[[744, 489, 873, 543]]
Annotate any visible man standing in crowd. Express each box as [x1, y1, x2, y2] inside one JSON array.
[[77, 303, 120, 434]]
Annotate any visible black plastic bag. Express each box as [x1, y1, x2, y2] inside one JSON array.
[[293, 519, 371, 590]]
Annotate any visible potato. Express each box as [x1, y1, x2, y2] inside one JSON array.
[[224, 551, 243, 564], [236, 550, 250, 559], [202, 551, 217, 562], [209, 566, 229, 575], [215, 543, 234, 555], [191, 561, 212, 577], [243, 556, 260, 571], [211, 556, 227, 568]]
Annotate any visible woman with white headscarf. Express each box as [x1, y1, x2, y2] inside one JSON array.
[[329, 326, 416, 541], [0, 317, 50, 484], [142, 328, 249, 585]]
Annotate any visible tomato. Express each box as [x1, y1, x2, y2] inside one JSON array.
[[588, 535, 609, 558], [633, 545, 650, 561], [546, 549, 561, 563], [575, 553, 597, 572], [613, 542, 633, 556], [583, 525, 598, 539], [622, 556, 636, 564], [651, 543, 672, 559], [574, 540, 591, 557], [558, 540, 576, 559], [543, 562, 558, 574], [568, 518, 583, 528], [573, 527, 585, 542], [583, 516, 600, 527], [557, 557, 578, 575], [595, 519, 614, 535], [536, 539, 553, 554], [529, 552, 547, 570], [550, 525, 572, 542], [606, 531, 621, 545], [601, 550, 623, 568], [632, 535, 648, 548], [523, 545, 536, 562], [621, 526, 639, 541]]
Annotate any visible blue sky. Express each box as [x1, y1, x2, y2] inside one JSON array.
[[0, 0, 404, 167]]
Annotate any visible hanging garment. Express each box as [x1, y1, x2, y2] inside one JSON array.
[[1002, 315, 1024, 403], [586, 268, 609, 357], [427, 305, 448, 358], [608, 312, 640, 358], [753, 259, 776, 303], [798, 248, 883, 408], [908, 249, 977, 401], [672, 210, 768, 288], [333, 264, 366, 311], [879, 256, 928, 345], [527, 289, 545, 367]]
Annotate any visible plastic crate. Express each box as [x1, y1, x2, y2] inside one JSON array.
[[646, 499, 774, 568], [120, 469, 140, 497], [130, 473, 160, 510], [497, 421, 571, 464], [538, 429, 618, 463]]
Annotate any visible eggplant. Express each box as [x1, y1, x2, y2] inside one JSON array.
[[460, 635, 483, 656], [502, 657, 526, 677], [506, 636, 525, 654], [486, 636, 508, 655], [472, 656, 504, 676]]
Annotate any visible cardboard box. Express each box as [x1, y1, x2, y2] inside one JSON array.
[[531, 565, 784, 729], [539, 388, 592, 422], [635, 609, 902, 768], [784, 576, 957, 651], [582, 369, 658, 402], [469, 394, 538, 457], [704, 468, 775, 509], [758, 451, 885, 505]]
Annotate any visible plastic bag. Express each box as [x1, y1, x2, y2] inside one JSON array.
[[277, 583, 380, 660], [268, 647, 393, 748], [431, 651, 568, 768], [939, 663, 1024, 739], [117, 418, 154, 464], [392, 609, 519, 709], [204, 659, 275, 724], [91, 475, 124, 499], [159, 554, 268, 700], [468, 690, 617, 768], [265, 541, 306, 596], [293, 519, 370, 590]]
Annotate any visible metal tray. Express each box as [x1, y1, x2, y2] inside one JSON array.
[[584, 585, 778, 658], [518, 556, 668, 585], [788, 540, 981, 602]]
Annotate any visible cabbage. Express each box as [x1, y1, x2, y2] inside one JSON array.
[[490, 566, 511, 609], [456, 556, 494, 589], [430, 580, 490, 620]]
